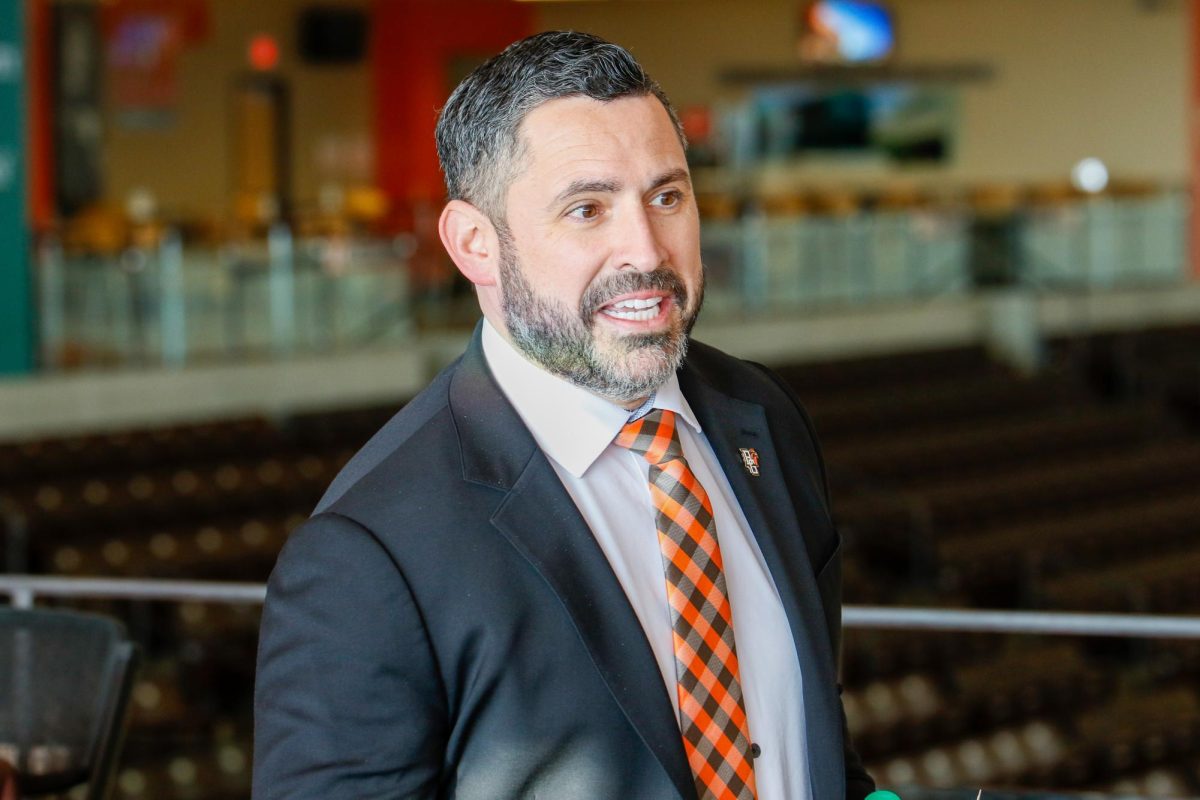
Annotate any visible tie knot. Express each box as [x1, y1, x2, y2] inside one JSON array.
[[616, 408, 684, 465]]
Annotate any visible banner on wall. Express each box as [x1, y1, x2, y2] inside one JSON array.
[[53, 2, 103, 214], [103, 0, 209, 130]]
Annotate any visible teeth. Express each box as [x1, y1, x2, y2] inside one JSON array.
[[604, 307, 660, 321], [601, 296, 664, 321], [611, 297, 662, 310]]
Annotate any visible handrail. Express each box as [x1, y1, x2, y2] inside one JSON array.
[[0, 575, 266, 609], [843, 605, 1200, 639], [3, 575, 1200, 639]]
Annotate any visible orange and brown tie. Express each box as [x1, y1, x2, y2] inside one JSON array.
[[616, 408, 758, 800]]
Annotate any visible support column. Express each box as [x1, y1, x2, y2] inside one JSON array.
[[0, 0, 33, 375]]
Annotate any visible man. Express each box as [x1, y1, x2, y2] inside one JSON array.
[[254, 31, 874, 800]]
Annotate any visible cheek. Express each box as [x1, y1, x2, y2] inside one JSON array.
[[524, 242, 606, 307], [661, 215, 702, 264]]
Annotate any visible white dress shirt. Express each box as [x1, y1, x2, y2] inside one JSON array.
[[481, 320, 812, 800]]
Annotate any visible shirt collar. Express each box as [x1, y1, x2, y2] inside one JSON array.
[[480, 318, 702, 478]]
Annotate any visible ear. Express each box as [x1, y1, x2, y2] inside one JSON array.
[[438, 199, 499, 287]]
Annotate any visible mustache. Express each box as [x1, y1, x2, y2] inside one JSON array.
[[579, 268, 688, 317]]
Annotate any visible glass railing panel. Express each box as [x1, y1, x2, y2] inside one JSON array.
[[30, 187, 1195, 373], [34, 232, 412, 370], [1019, 192, 1190, 289]]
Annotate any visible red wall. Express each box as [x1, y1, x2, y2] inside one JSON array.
[[371, 0, 533, 224], [26, 0, 53, 231]]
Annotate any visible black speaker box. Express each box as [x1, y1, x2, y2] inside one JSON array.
[[298, 6, 368, 65]]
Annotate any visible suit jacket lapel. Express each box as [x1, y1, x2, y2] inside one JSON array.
[[679, 367, 844, 800], [449, 329, 695, 800]]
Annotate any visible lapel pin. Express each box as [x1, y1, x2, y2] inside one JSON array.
[[738, 448, 760, 477]]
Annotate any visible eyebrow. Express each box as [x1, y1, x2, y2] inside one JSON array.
[[549, 168, 692, 210], [551, 178, 622, 208], [649, 168, 692, 192]]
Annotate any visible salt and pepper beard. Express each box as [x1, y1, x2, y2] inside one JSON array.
[[497, 228, 703, 404]]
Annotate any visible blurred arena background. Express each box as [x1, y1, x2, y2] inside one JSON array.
[[2, 0, 1200, 798]]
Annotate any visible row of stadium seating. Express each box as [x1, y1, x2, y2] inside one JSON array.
[[823, 325, 1200, 794]]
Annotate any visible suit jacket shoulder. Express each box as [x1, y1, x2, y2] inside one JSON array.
[[313, 354, 462, 514], [681, 339, 833, 516]]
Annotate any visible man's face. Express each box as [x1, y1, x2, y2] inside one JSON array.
[[495, 94, 704, 405]]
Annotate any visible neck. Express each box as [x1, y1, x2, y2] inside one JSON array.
[[620, 393, 654, 413]]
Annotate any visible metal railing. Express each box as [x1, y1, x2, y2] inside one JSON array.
[[0, 575, 266, 609], [4, 575, 1200, 640]]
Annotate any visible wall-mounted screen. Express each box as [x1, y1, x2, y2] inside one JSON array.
[[722, 84, 957, 167], [799, 0, 895, 64]]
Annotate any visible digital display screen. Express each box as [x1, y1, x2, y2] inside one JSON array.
[[801, 0, 895, 63]]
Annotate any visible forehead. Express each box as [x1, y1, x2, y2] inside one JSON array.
[[510, 94, 687, 193]]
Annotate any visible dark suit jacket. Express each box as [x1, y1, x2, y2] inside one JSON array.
[[253, 326, 874, 799]]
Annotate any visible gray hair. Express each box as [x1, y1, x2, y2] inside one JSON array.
[[435, 30, 685, 222]]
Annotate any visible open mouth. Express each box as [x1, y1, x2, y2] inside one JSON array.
[[601, 295, 666, 322]]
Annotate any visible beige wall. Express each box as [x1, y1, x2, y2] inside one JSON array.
[[535, 0, 1190, 189], [99, 0, 1191, 217], [102, 0, 372, 221]]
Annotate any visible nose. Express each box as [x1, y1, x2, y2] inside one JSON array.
[[615, 205, 669, 273]]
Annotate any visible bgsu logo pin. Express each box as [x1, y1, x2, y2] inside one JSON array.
[[739, 448, 760, 477]]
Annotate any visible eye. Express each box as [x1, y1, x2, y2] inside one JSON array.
[[651, 189, 683, 209], [566, 203, 601, 221]]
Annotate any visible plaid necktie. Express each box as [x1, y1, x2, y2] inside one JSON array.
[[616, 408, 758, 800]]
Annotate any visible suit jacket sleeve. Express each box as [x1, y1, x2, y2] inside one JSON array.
[[753, 363, 876, 800], [253, 511, 447, 799]]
